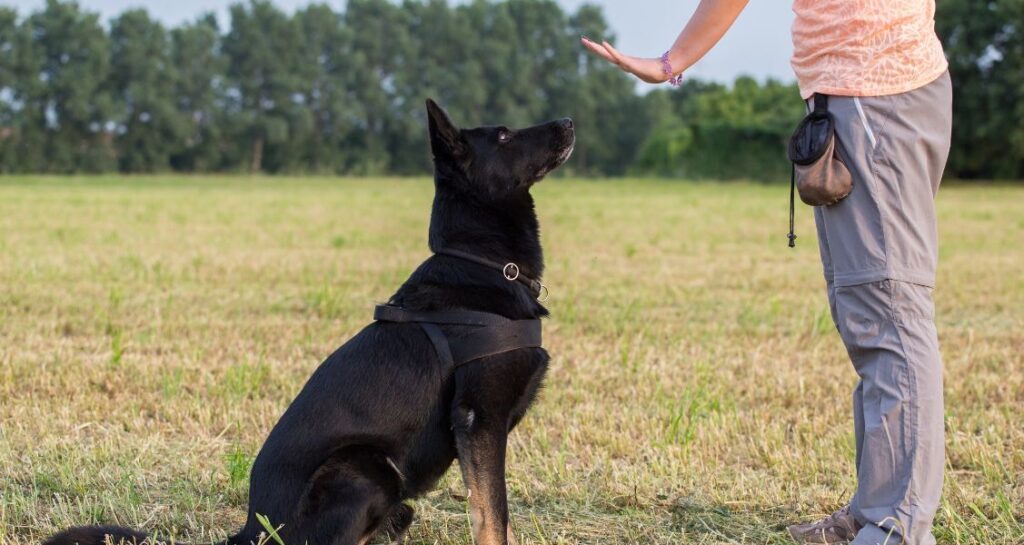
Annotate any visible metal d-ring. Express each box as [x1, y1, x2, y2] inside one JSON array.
[[503, 262, 520, 281], [537, 284, 549, 302]]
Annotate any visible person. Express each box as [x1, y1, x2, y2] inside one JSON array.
[[582, 2, 951, 545]]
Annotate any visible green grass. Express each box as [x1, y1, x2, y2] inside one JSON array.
[[0, 176, 1022, 544]]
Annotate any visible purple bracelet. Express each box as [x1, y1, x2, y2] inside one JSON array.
[[660, 52, 684, 87]]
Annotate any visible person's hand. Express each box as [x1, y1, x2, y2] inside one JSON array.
[[580, 36, 669, 84]]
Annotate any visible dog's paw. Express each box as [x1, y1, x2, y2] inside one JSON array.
[[379, 503, 414, 544]]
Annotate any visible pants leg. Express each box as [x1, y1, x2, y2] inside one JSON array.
[[812, 72, 952, 545], [814, 207, 839, 328], [817, 203, 868, 492], [836, 281, 944, 545]]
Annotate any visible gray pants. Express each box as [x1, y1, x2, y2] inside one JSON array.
[[813, 72, 952, 545]]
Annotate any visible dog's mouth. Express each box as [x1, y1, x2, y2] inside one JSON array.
[[534, 139, 576, 180]]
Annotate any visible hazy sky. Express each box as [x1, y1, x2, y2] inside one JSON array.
[[1, 0, 796, 84]]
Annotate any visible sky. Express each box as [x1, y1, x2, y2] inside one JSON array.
[[0, 0, 796, 84]]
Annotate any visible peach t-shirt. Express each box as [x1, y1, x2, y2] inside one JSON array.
[[791, 0, 948, 99]]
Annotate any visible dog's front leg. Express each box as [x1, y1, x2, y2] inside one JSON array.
[[453, 405, 514, 545]]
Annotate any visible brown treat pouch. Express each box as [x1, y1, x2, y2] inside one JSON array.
[[788, 94, 853, 206]]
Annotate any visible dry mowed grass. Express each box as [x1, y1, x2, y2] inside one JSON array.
[[0, 176, 1021, 545]]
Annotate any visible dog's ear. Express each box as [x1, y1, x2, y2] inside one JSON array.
[[426, 98, 465, 159]]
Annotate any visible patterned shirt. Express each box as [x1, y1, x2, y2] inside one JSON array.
[[791, 0, 948, 98]]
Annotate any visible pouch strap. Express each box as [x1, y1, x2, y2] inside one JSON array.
[[787, 93, 827, 248], [813, 93, 828, 113]]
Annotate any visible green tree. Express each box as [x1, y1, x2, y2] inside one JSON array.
[[169, 14, 225, 171], [936, 0, 1024, 179], [222, 0, 311, 173], [19, 0, 116, 172], [470, 0, 544, 125], [0, 7, 21, 171], [565, 4, 650, 175], [342, 0, 412, 174], [391, 0, 485, 173], [633, 77, 802, 180], [290, 4, 357, 173], [109, 9, 186, 172], [631, 91, 690, 176]]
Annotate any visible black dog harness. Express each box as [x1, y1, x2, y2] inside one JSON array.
[[373, 250, 545, 368]]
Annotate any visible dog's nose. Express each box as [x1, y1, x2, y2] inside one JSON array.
[[560, 118, 573, 130]]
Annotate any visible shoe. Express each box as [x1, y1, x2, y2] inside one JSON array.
[[787, 505, 862, 544]]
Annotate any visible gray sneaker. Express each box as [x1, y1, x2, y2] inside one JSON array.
[[787, 505, 862, 544]]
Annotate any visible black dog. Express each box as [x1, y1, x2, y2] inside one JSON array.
[[44, 100, 575, 545]]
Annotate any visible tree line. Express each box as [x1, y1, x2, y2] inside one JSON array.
[[0, 0, 1019, 179]]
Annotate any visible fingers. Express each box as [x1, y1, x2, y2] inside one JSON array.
[[601, 41, 627, 65], [602, 41, 652, 81], [580, 36, 619, 65], [599, 40, 646, 78], [581, 36, 620, 67], [581, 37, 661, 83]]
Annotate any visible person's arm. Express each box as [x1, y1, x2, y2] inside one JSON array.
[[581, 0, 750, 84]]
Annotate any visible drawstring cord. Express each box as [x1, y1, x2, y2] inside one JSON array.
[[788, 163, 797, 248]]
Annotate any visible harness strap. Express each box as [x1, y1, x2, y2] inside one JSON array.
[[436, 248, 545, 300], [419, 322, 454, 369], [448, 319, 542, 365], [374, 305, 542, 368], [374, 304, 510, 327]]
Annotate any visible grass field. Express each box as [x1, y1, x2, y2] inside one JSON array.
[[0, 176, 1021, 545]]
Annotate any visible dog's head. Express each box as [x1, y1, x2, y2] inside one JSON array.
[[425, 99, 575, 200]]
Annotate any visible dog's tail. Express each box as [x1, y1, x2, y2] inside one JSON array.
[[42, 525, 236, 545], [43, 524, 238, 545], [42, 525, 150, 545]]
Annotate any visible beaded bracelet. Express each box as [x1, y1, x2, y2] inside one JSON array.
[[660, 51, 684, 87]]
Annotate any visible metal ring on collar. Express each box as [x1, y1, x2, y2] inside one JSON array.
[[537, 284, 549, 302], [503, 262, 520, 281]]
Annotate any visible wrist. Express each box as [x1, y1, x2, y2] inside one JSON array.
[[671, 45, 695, 75], [660, 51, 685, 86], [669, 48, 690, 74]]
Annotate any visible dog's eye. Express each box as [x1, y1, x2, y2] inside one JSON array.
[[497, 131, 511, 144]]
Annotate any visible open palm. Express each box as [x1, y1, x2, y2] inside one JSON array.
[[580, 36, 668, 84]]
